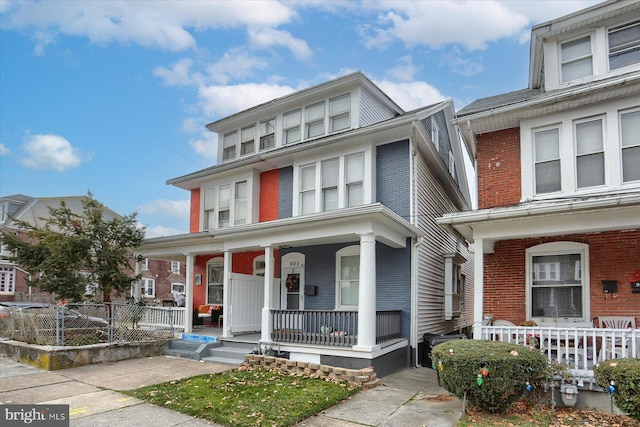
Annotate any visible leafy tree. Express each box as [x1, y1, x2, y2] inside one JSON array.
[[0, 195, 145, 303]]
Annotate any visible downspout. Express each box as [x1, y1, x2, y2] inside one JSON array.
[[467, 119, 479, 210], [409, 128, 421, 366]]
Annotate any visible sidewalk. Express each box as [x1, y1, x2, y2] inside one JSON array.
[[0, 356, 463, 426]]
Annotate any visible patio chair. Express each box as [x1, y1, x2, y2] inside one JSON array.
[[492, 319, 516, 342], [598, 316, 636, 360]]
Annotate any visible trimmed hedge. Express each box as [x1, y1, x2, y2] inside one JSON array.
[[594, 358, 640, 421], [431, 339, 549, 413]]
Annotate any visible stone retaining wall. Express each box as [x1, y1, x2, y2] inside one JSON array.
[[243, 354, 380, 389], [0, 339, 169, 370]]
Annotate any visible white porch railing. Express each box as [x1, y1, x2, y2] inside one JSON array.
[[479, 325, 640, 383], [137, 306, 186, 330]]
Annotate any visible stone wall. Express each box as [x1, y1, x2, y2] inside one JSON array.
[[243, 354, 380, 389]]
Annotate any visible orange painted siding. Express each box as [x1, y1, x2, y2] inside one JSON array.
[[190, 188, 200, 233], [260, 169, 279, 222]]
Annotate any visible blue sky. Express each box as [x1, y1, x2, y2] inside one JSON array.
[[0, 0, 601, 237]]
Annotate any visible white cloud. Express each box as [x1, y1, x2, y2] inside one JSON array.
[[439, 47, 484, 77], [188, 131, 218, 160], [32, 31, 57, 56], [144, 224, 187, 238], [385, 55, 419, 82], [205, 48, 271, 85], [197, 82, 295, 117], [153, 58, 204, 87], [19, 133, 88, 171], [0, 143, 9, 156], [2, 0, 297, 52], [375, 80, 447, 111], [248, 27, 313, 60], [137, 198, 190, 220]]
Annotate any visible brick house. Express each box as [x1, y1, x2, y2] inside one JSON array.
[[137, 72, 474, 374], [439, 0, 640, 382]]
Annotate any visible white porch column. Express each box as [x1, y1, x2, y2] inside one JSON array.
[[472, 239, 484, 339], [354, 233, 378, 351], [222, 250, 232, 338], [261, 245, 274, 344], [134, 257, 142, 303], [184, 253, 194, 334]]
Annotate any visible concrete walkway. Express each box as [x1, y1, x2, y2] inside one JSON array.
[[0, 356, 463, 426]]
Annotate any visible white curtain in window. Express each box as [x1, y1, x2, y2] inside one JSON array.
[[576, 119, 604, 188], [561, 36, 593, 82], [535, 128, 561, 193], [340, 255, 359, 306], [621, 111, 640, 182], [300, 165, 316, 214]]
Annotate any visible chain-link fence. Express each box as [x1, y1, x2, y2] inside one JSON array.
[[0, 302, 182, 346]]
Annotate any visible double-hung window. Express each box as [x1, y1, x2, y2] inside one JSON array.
[[260, 119, 275, 150], [575, 117, 605, 188], [609, 20, 640, 70], [0, 267, 16, 293], [141, 258, 148, 270], [345, 153, 364, 207], [218, 184, 230, 228], [203, 188, 215, 230], [171, 261, 180, 273], [240, 126, 255, 156], [329, 94, 350, 132], [560, 35, 593, 83], [283, 109, 301, 144], [135, 278, 155, 298], [336, 246, 359, 310], [534, 127, 561, 194], [305, 102, 325, 138], [234, 181, 247, 225], [431, 117, 440, 151], [620, 109, 640, 183], [528, 242, 589, 323], [171, 283, 185, 294], [222, 132, 237, 161], [321, 159, 339, 211], [300, 164, 316, 215]]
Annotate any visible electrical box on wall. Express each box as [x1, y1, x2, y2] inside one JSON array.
[[632, 281, 640, 293], [602, 280, 618, 293], [304, 285, 317, 296]]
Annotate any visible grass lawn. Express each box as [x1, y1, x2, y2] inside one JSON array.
[[125, 365, 359, 427]]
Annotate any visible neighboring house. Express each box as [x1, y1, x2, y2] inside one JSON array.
[[439, 0, 640, 382], [138, 71, 474, 374], [137, 257, 186, 306], [0, 194, 183, 304]]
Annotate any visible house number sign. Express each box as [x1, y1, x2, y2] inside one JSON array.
[[288, 260, 304, 267]]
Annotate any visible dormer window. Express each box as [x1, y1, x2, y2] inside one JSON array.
[[560, 35, 593, 83], [260, 119, 275, 150], [329, 94, 350, 132], [609, 20, 640, 71], [305, 102, 325, 138], [283, 109, 301, 144], [241, 126, 255, 156], [431, 116, 440, 151], [223, 131, 237, 161]]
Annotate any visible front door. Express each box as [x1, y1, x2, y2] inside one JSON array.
[[281, 252, 305, 310]]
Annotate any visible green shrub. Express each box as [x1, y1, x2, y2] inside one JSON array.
[[431, 339, 549, 413], [594, 358, 640, 421]]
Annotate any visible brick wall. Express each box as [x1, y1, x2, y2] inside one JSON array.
[[189, 188, 200, 233], [260, 169, 279, 222], [477, 128, 521, 209], [484, 230, 640, 325]]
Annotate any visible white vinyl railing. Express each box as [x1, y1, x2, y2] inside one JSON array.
[[479, 325, 640, 383], [137, 306, 186, 330]]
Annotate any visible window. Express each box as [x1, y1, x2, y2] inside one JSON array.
[[171, 261, 180, 273], [305, 102, 325, 138], [329, 94, 350, 132], [222, 131, 237, 161], [336, 246, 359, 309], [283, 109, 301, 144], [203, 188, 215, 230], [560, 35, 593, 83], [444, 253, 465, 320], [534, 127, 561, 194], [575, 117, 604, 188], [609, 20, 640, 70], [218, 184, 230, 228], [431, 117, 440, 151], [171, 283, 185, 294], [207, 259, 224, 305], [134, 278, 155, 298], [253, 255, 266, 276], [141, 258, 148, 270], [260, 119, 275, 150], [0, 267, 15, 293], [321, 159, 339, 211], [448, 150, 455, 176], [300, 164, 316, 215], [527, 242, 589, 323], [234, 181, 247, 225], [620, 109, 640, 182], [0, 202, 8, 223], [345, 153, 364, 207], [240, 126, 255, 156]]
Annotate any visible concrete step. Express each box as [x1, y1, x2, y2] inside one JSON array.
[[200, 355, 244, 366], [162, 337, 220, 361], [204, 345, 252, 361]]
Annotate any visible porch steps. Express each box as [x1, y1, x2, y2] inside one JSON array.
[[201, 340, 256, 366], [162, 334, 219, 361]]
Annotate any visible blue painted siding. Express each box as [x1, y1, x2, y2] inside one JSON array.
[[280, 239, 412, 338], [376, 140, 410, 220], [278, 166, 293, 219]]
